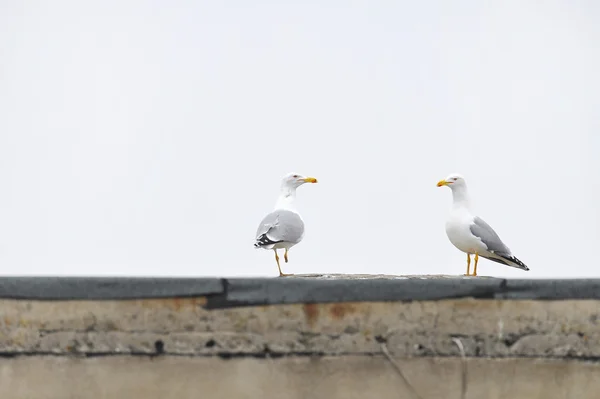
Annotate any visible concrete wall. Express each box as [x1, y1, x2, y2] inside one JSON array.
[[1, 356, 598, 399], [1, 296, 599, 398]]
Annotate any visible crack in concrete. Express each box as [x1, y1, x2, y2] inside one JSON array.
[[2, 351, 600, 363]]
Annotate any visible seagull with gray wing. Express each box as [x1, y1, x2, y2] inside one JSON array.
[[437, 173, 529, 276], [254, 173, 318, 277]]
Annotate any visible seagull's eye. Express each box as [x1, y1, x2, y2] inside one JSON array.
[[453, 177, 458, 181], [293, 175, 299, 178]]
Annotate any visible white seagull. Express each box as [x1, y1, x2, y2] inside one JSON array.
[[437, 173, 529, 276], [254, 173, 318, 277]]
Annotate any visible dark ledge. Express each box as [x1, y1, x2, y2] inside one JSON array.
[[0, 274, 599, 309]]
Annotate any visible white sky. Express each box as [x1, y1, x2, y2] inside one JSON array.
[[0, 1, 598, 278]]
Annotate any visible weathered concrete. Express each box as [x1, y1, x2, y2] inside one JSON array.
[[0, 356, 599, 399], [1, 275, 600, 398], [1, 298, 599, 358]]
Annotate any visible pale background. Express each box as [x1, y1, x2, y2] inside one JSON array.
[[0, 0, 598, 278]]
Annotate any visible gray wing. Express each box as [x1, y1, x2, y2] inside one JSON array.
[[469, 216, 511, 255], [254, 210, 305, 247], [470, 216, 529, 270]]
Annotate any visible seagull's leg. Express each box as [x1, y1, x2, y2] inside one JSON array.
[[466, 254, 471, 276], [274, 250, 283, 276], [274, 249, 292, 277], [473, 253, 479, 276], [284, 248, 289, 263]]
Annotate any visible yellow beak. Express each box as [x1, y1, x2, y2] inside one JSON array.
[[303, 177, 318, 183], [436, 179, 448, 187]]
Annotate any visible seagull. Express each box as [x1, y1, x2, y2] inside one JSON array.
[[254, 173, 318, 277], [436, 173, 529, 276]]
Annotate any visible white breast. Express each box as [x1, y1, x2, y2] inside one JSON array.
[[445, 208, 487, 254]]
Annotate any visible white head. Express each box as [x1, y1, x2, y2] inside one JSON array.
[[281, 172, 318, 190], [275, 172, 318, 211], [436, 173, 466, 190]]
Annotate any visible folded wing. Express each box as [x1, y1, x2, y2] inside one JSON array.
[[254, 210, 305, 248], [470, 216, 529, 270]]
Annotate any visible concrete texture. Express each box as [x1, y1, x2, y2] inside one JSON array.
[[1, 298, 600, 358], [1, 276, 599, 397], [1, 356, 599, 399]]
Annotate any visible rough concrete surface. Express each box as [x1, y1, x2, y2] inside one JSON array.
[[1, 298, 599, 358], [1, 356, 599, 399], [1, 286, 600, 397]]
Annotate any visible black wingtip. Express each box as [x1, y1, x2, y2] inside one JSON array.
[[504, 254, 529, 271], [485, 253, 529, 271], [254, 233, 282, 248]]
